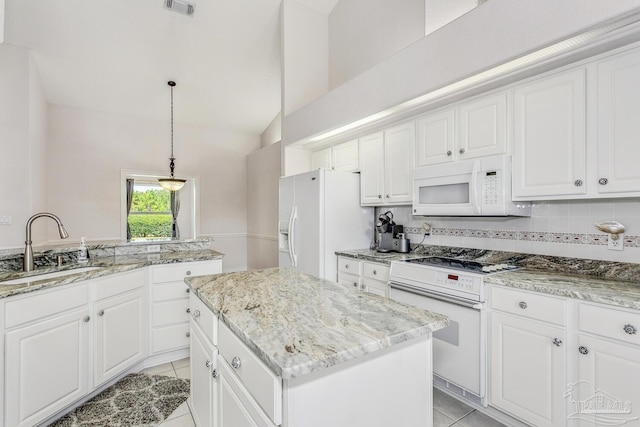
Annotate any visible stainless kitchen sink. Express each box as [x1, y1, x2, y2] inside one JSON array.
[[0, 266, 104, 286]]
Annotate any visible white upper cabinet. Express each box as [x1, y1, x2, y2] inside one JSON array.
[[415, 92, 507, 167], [360, 122, 414, 206], [311, 147, 332, 170], [512, 68, 587, 200], [310, 139, 359, 172], [596, 47, 640, 195]]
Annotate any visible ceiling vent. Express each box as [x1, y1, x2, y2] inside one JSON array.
[[164, 0, 195, 17]]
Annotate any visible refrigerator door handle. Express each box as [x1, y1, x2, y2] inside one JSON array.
[[290, 206, 298, 267]]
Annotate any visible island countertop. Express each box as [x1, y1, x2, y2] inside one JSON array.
[[185, 267, 449, 380]]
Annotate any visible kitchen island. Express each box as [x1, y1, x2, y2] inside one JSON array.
[[186, 267, 449, 427]]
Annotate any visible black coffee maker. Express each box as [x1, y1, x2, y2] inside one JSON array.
[[376, 211, 410, 253]]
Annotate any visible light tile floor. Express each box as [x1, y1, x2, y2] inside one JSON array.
[[144, 359, 506, 427]]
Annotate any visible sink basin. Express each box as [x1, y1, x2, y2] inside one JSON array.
[[0, 266, 104, 286]]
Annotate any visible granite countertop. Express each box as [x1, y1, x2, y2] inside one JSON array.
[[338, 247, 640, 311], [185, 267, 449, 380], [0, 250, 225, 299]]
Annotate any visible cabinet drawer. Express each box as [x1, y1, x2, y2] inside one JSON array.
[[363, 278, 388, 297], [219, 322, 282, 425], [95, 269, 146, 300], [338, 257, 361, 275], [151, 260, 222, 284], [151, 323, 190, 353], [338, 272, 361, 290], [491, 286, 566, 326], [5, 284, 89, 329], [190, 293, 217, 345], [579, 303, 640, 346], [152, 299, 190, 327], [363, 262, 390, 282], [152, 281, 190, 302]]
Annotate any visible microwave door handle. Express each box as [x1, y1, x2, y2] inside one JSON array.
[[290, 206, 298, 267], [470, 160, 481, 214], [287, 206, 296, 266]]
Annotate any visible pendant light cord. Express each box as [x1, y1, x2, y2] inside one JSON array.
[[168, 81, 176, 178]]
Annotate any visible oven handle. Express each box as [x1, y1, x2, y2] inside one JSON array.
[[389, 281, 484, 310]]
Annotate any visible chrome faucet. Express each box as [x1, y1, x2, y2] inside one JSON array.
[[24, 212, 69, 272]]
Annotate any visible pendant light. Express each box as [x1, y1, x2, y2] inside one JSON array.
[[159, 81, 186, 191]]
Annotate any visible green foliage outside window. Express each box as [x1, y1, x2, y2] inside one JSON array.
[[129, 214, 173, 239], [129, 187, 173, 240]]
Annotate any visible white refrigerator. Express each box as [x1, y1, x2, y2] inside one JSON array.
[[278, 169, 373, 281]]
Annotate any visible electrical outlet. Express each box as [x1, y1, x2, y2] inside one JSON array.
[[422, 222, 432, 236], [608, 234, 624, 251], [147, 245, 161, 253], [0, 216, 11, 225]]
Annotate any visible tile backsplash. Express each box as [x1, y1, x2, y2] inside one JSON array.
[[380, 199, 640, 263]]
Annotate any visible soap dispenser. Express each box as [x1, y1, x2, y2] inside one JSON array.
[[77, 237, 89, 263]]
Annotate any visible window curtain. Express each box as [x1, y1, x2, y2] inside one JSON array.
[[126, 179, 134, 241], [171, 190, 180, 239]]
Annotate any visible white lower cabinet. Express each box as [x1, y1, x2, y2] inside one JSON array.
[[490, 312, 567, 427], [190, 316, 219, 427], [337, 256, 389, 297]]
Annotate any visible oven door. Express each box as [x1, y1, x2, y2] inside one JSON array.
[[389, 282, 485, 398]]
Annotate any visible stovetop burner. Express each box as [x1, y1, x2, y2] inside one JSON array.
[[404, 256, 518, 274]]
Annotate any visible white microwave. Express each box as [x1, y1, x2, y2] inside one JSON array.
[[412, 155, 531, 217]]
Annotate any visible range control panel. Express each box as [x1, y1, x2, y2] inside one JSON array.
[[435, 272, 478, 293]]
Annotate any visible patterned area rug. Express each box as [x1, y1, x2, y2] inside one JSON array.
[[49, 373, 190, 427]]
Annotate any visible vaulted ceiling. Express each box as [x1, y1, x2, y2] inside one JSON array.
[[4, 0, 339, 135]]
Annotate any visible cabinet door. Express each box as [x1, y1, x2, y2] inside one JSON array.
[[5, 308, 90, 427], [597, 48, 640, 195], [458, 92, 507, 160], [575, 335, 640, 426], [490, 312, 566, 427], [512, 68, 587, 199], [332, 139, 359, 172], [359, 132, 385, 205], [384, 122, 414, 204], [94, 288, 147, 387], [415, 109, 455, 166], [191, 323, 217, 427], [311, 147, 332, 170]]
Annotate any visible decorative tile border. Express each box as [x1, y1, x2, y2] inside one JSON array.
[[402, 227, 639, 248]]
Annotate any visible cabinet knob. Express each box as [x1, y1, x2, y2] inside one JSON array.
[[231, 357, 241, 369], [598, 178, 608, 185], [186, 332, 191, 338], [186, 308, 191, 314], [373, 270, 377, 275], [205, 359, 212, 368], [378, 194, 382, 199], [193, 309, 201, 318], [552, 338, 563, 347], [446, 150, 452, 156], [574, 179, 583, 187], [579, 346, 589, 355], [353, 282, 358, 288], [186, 270, 192, 276], [519, 301, 527, 309], [186, 288, 190, 293], [345, 264, 349, 269], [386, 194, 390, 198], [360, 284, 366, 290], [459, 148, 465, 154], [98, 310, 105, 317], [83, 315, 91, 323], [211, 369, 219, 379], [623, 324, 637, 335]]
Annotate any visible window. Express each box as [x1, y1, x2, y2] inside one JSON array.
[[128, 181, 173, 241], [121, 170, 198, 242]]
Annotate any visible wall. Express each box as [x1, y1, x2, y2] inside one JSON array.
[[328, 0, 424, 89], [247, 142, 281, 270], [46, 105, 260, 271], [281, 0, 329, 117], [383, 200, 640, 263], [260, 112, 282, 148], [0, 44, 48, 250], [284, 0, 640, 145], [424, 0, 480, 36]]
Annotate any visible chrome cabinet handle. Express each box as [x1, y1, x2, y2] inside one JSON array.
[[205, 359, 212, 368], [446, 150, 452, 156], [373, 270, 377, 275], [624, 324, 637, 335], [553, 338, 563, 347], [211, 369, 219, 379], [377, 195, 382, 199], [353, 282, 358, 288], [193, 309, 201, 318], [84, 315, 91, 323], [345, 264, 349, 269], [98, 310, 105, 316], [186, 308, 191, 314], [459, 148, 465, 154], [574, 179, 583, 187], [186, 332, 191, 338], [186, 270, 192, 276], [231, 357, 241, 369], [579, 346, 589, 355], [386, 194, 390, 198], [186, 288, 190, 293], [519, 301, 527, 309], [360, 284, 366, 290], [598, 178, 608, 185]]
